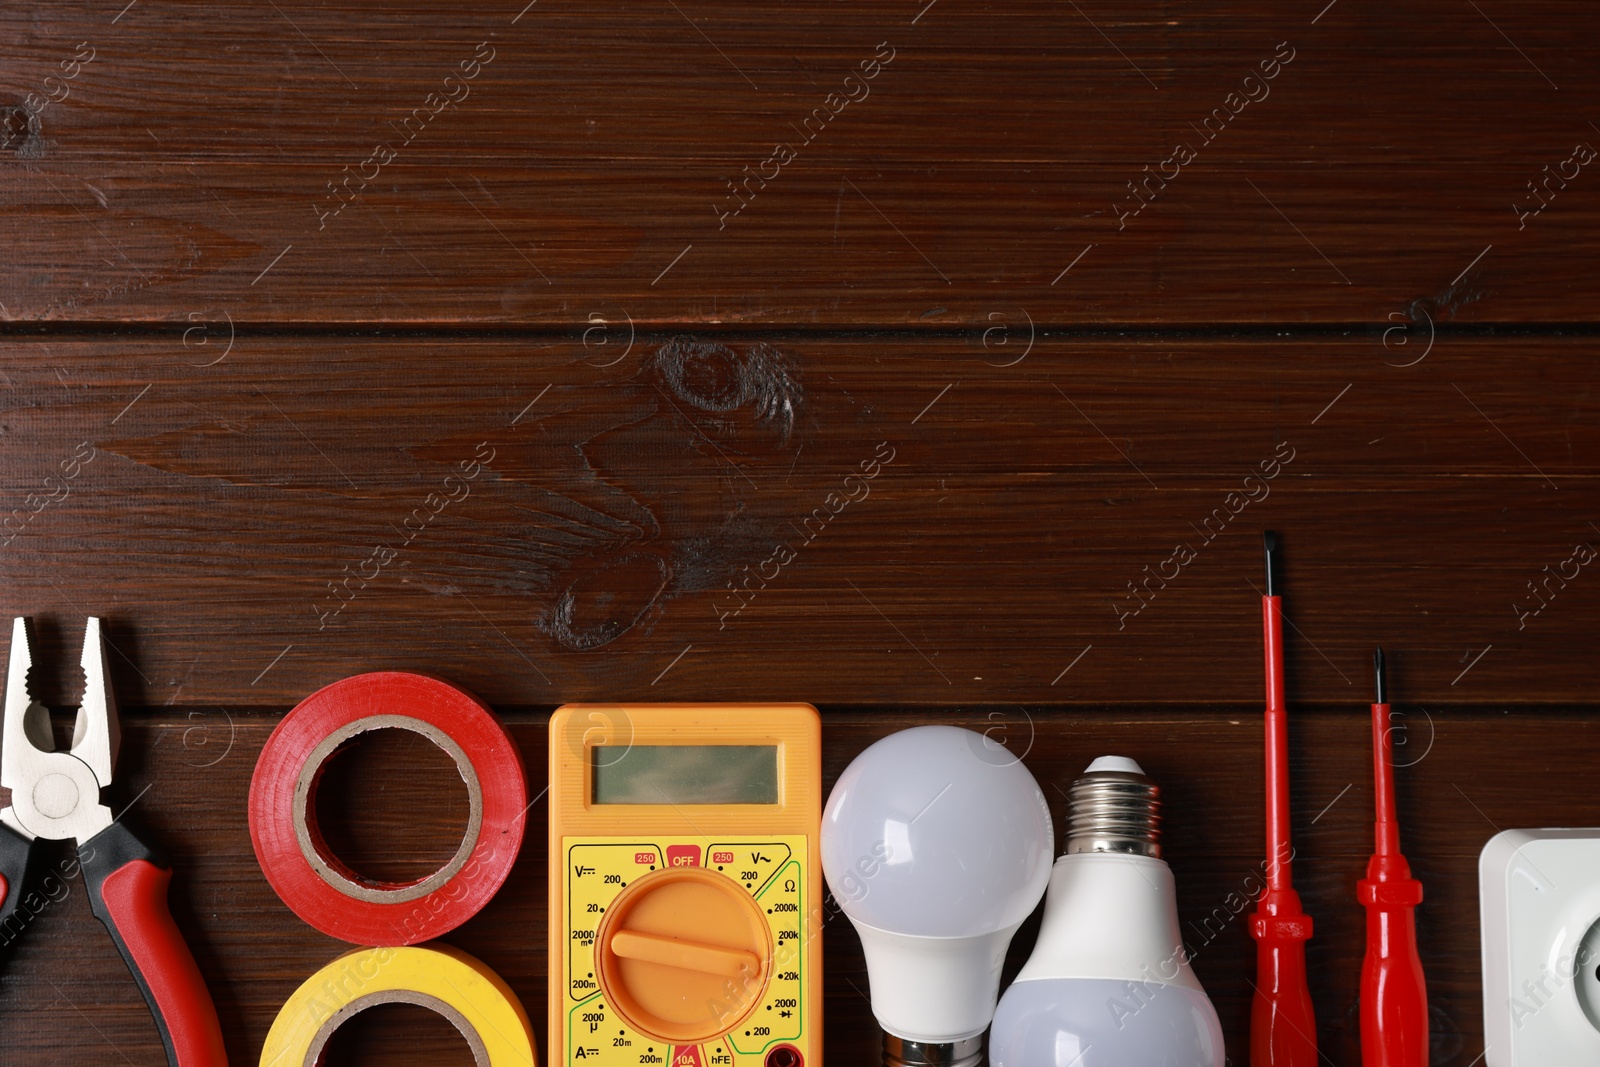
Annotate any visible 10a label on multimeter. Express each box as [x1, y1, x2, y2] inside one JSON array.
[[563, 836, 809, 1066]]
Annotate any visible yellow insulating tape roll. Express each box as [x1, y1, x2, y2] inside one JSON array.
[[261, 945, 538, 1067]]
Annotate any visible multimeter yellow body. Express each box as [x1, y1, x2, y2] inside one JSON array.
[[548, 704, 822, 1067]]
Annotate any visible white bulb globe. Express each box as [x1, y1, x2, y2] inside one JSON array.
[[822, 725, 1054, 1044]]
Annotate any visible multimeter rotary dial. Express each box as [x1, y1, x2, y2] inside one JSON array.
[[594, 865, 774, 1045]]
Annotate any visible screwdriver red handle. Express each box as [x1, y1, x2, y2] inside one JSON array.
[[1358, 870, 1428, 1065], [81, 822, 229, 1067], [1250, 888, 1320, 1067], [1360, 695, 1428, 1067]]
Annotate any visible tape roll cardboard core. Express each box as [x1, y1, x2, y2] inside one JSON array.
[[302, 990, 491, 1067], [293, 714, 485, 904]]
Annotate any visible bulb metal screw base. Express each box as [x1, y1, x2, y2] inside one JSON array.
[[883, 1034, 983, 1067], [1065, 759, 1162, 858]]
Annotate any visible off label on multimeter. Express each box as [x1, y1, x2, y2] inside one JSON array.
[[549, 706, 822, 1067]]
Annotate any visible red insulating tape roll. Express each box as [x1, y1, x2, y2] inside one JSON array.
[[249, 672, 526, 945]]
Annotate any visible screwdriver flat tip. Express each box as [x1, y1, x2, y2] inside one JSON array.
[[1263, 530, 1279, 597], [1374, 647, 1387, 704]]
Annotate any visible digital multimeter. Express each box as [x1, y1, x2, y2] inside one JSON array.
[[548, 704, 822, 1067]]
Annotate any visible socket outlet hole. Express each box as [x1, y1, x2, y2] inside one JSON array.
[[1576, 915, 1600, 1032]]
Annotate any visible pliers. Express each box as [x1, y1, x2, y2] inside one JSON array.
[[0, 617, 228, 1066]]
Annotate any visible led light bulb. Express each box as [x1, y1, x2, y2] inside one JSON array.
[[990, 756, 1224, 1067], [822, 725, 1054, 1067]]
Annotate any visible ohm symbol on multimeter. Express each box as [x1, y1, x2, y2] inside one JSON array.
[[549, 705, 822, 1067]]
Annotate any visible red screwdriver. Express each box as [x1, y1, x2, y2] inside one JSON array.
[[1250, 531, 1319, 1067], [1359, 648, 1429, 1066]]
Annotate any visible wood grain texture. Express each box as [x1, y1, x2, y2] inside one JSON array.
[[3, 706, 1594, 1066], [0, 336, 1593, 707], [2, 1, 1598, 324], [3, 3, 1597, 1065]]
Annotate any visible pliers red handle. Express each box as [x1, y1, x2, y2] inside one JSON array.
[[0, 617, 227, 1067]]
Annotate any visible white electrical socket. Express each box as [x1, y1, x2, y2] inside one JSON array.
[[1480, 829, 1600, 1066]]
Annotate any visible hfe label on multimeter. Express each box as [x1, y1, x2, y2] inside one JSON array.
[[549, 705, 821, 1067]]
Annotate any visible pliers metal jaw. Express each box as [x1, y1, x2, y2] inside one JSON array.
[[0, 617, 228, 1067], [1, 616, 116, 846]]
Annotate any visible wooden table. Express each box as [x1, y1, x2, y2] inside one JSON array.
[[3, 2, 1598, 1063]]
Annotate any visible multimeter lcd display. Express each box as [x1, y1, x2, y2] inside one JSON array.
[[591, 744, 779, 804]]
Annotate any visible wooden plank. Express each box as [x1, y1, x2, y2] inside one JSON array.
[[0, 335, 1593, 707], [2, 1, 1597, 324], [4, 705, 1590, 1065], [8, 1, 1592, 165]]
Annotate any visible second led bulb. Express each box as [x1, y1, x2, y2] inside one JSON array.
[[990, 756, 1225, 1067]]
